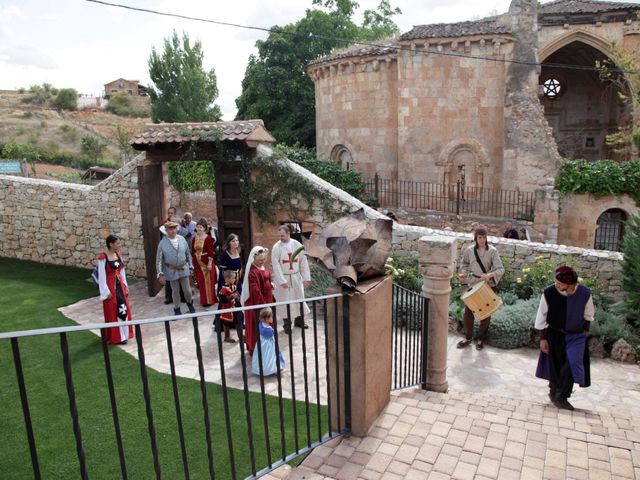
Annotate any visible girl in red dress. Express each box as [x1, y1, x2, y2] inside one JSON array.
[[191, 218, 218, 307], [240, 246, 274, 355], [98, 235, 133, 345]]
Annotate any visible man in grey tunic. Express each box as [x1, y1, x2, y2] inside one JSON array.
[[457, 225, 504, 350], [156, 221, 197, 316]]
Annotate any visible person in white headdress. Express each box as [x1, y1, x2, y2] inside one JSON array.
[[240, 246, 275, 355], [272, 224, 311, 333]]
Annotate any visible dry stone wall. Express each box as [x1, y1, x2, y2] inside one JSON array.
[[392, 223, 624, 300], [0, 156, 146, 276]]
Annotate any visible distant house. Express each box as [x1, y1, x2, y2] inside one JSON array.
[[103, 78, 148, 98]]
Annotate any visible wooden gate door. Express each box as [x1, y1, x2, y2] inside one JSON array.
[[215, 160, 251, 261], [138, 163, 165, 296]]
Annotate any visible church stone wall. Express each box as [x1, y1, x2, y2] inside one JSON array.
[[311, 57, 398, 179], [558, 193, 639, 250], [0, 157, 146, 276], [396, 41, 510, 190]]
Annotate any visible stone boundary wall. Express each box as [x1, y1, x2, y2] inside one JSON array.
[[0, 155, 146, 276], [392, 224, 624, 300], [168, 189, 217, 224]]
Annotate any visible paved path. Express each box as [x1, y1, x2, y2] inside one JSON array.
[[60, 281, 330, 403], [60, 283, 640, 479]]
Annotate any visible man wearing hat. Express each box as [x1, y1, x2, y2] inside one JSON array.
[[156, 221, 197, 316], [535, 266, 595, 410]]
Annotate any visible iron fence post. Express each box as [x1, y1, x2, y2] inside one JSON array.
[[420, 297, 429, 390], [342, 294, 351, 431], [456, 181, 461, 215]]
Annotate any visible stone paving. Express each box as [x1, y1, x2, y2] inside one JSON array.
[[59, 281, 331, 403], [60, 282, 640, 479], [266, 338, 640, 480]]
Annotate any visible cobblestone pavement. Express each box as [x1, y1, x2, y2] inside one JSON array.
[[60, 283, 640, 479]]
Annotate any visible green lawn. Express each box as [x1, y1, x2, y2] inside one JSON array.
[[0, 258, 329, 479]]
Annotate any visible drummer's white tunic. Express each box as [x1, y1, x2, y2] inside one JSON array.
[[271, 239, 311, 319]]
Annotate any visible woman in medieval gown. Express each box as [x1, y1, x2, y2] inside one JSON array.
[[98, 234, 133, 345], [191, 218, 218, 307]]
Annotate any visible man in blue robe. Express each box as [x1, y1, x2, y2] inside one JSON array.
[[535, 266, 595, 410]]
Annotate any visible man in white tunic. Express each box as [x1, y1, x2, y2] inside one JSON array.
[[272, 224, 311, 333]]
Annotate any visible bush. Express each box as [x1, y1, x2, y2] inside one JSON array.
[[306, 261, 336, 298], [620, 214, 640, 328], [591, 307, 639, 348], [1, 142, 41, 161], [555, 159, 640, 203], [53, 88, 78, 110], [105, 91, 148, 117], [386, 253, 421, 293], [80, 135, 108, 161], [20, 83, 57, 105], [273, 143, 369, 200], [0, 141, 118, 169], [487, 297, 539, 349], [168, 161, 216, 192]]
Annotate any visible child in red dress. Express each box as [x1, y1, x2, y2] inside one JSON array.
[[218, 270, 239, 343]]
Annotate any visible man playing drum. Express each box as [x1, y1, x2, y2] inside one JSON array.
[[457, 225, 505, 350]]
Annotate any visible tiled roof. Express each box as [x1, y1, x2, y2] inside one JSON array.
[[307, 41, 399, 67], [131, 120, 275, 148], [539, 0, 640, 15], [400, 17, 511, 41]]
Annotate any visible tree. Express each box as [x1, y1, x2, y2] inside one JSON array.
[[81, 135, 108, 162], [235, 0, 400, 147], [620, 214, 640, 328], [148, 31, 221, 123], [53, 88, 78, 110]]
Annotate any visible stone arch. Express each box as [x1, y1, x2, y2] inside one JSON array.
[[595, 208, 627, 251], [539, 30, 615, 62], [437, 139, 490, 189], [539, 30, 634, 161], [330, 144, 354, 170]]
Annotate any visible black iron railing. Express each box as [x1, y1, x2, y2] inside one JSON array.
[[1, 294, 350, 480], [365, 175, 536, 220], [392, 284, 429, 391]]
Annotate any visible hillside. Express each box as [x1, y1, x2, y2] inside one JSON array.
[[0, 89, 149, 182]]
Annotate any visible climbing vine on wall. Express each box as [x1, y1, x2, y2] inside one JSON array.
[[169, 127, 224, 192], [555, 159, 640, 204], [238, 153, 350, 225]]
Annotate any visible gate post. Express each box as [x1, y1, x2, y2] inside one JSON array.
[[418, 235, 457, 392], [326, 276, 392, 436]]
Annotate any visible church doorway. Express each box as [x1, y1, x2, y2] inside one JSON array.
[[539, 39, 632, 161]]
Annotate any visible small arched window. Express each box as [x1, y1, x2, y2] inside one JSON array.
[[330, 144, 353, 170], [595, 208, 626, 251]]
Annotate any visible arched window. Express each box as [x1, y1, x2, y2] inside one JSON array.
[[595, 209, 626, 251], [330, 144, 353, 170]]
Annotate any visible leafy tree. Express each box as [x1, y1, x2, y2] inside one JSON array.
[[147, 31, 221, 123], [53, 88, 78, 110], [621, 214, 640, 328], [81, 135, 108, 162], [235, 0, 400, 147]]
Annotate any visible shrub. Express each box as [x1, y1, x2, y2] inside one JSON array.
[[105, 91, 148, 117], [386, 253, 421, 293], [591, 307, 639, 348], [620, 214, 640, 328], [80, 135, 108, 161], [273, 143, 369, 200], [53, 88, 78, 110], [22, 111, 33, 118], [20, 83, 57, 105], [1, 142, 41, 161], [306, 262, 336, 298], [500, 291, 518, 306], [168, 161, 216, 192], [487, 297, 539, 349]]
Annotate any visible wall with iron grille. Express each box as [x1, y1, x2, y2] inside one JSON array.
[[0, 156, 147, 276], [392, 223, 625, 301]]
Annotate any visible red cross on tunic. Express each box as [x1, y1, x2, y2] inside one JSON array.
[[282, 252, 298, 271]]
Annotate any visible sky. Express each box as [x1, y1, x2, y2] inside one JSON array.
[[0, 0, 572, 120]]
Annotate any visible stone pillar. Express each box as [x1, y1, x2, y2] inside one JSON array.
[[418, 235, 457, 393], [533, 187, 560, 244], [326, 276, 392, 436]]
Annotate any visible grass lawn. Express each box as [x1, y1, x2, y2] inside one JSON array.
[[0, 258, 329, 479]]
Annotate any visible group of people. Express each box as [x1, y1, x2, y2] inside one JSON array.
[[503, 220, 545, 243], [97, 207, 311, 377], [457, 225, 594, 410]]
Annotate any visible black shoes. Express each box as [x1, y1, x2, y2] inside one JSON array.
[[549, 392, 575, 411], [457, 339, 472, 349]]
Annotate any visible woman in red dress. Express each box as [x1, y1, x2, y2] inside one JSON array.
[[240, 246, 274, 355], [191, 218, 218, 307], [98, 235, 133, 345]]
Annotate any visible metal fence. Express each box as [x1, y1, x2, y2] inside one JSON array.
[[364, 175, 536, 219], [1, 294, 350, 480], [391, 284, 429, 391]]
